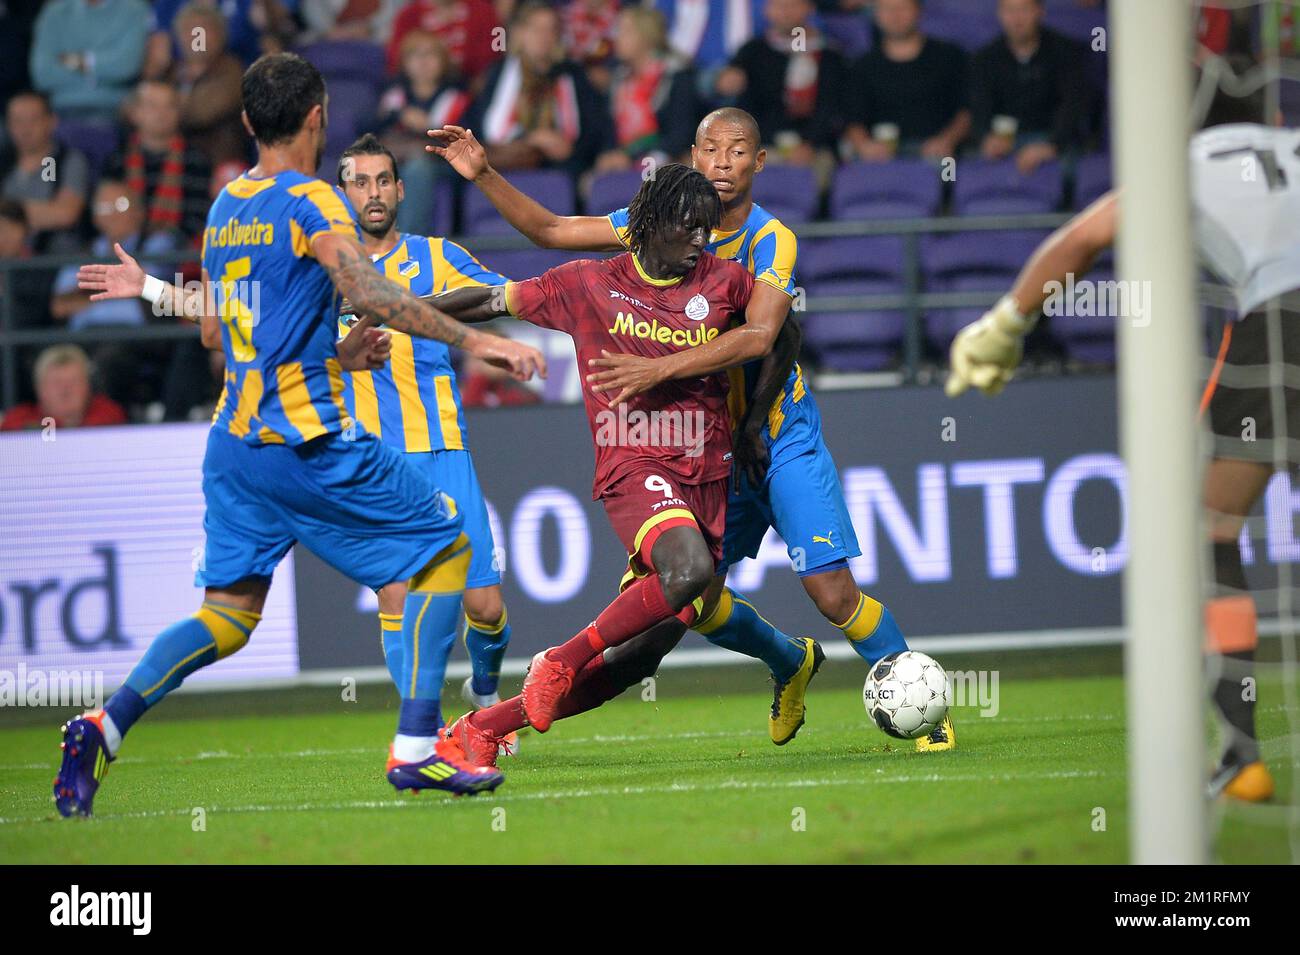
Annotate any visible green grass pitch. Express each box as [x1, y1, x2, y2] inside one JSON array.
[[0, 662, 1293, 864]]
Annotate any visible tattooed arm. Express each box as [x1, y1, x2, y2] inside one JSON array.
[[313, 232, 545, 381], [342, 286, 511, 324]]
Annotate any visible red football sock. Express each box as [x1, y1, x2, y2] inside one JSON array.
[[554, 653, 622, 719], [550, 575, 676, 671], [471, 695, 528, 737]]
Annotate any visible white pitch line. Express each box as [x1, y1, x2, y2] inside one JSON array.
[[0, 714, 1132, 772], [0, 768, 1117, 827]]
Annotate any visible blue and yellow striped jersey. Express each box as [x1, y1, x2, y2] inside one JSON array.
[[205, 170, 360, 446], [608, 200, 805, 434], [337, 234, 508, 453]]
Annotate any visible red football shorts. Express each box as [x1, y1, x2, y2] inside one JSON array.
[[601, 467, 728, 581]]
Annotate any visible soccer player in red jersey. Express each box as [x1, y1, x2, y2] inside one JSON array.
[[427, 164, 756, 757]]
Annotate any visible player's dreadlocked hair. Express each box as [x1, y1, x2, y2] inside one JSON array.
[[624, 164, 723, 255]]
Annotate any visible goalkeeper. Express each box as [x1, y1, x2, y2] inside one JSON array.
[[945, 107, 1295, 803]]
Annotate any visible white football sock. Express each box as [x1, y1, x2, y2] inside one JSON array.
[[97, 711, 122, 757], [392, 734, 436, 762]]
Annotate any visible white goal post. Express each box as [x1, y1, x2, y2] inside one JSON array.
[[1113, 0, 1207, 863]]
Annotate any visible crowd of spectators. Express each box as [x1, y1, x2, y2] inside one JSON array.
[[0, 0, 1223, 429]]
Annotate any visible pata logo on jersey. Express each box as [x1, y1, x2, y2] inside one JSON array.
[[594, 404, 708, 457], [1042, 272, 1151, 327]]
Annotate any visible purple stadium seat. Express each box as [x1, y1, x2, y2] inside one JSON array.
[[1062, 339, 1116, 364], [1073, 153, 1111, 209], [924, 306, 984, 352], [799, 236, 908, 284], [804, 304, 907, 371], [431, 178, 455, 238], [586, 169, 645, 216], [323, 78, 376, 157], [1042, 4, 1106, 46], [752, 164, 819, 223], [922, 230, 1050, 349], [296, 40, 386, 85], [920, 1, 1003, 51], [820, 13, 872, 58], [56, 120, 119, 179], [922, 229, 1050, 280], [797, 238, 911, 369], [1047, 266, 1118, 364], [951, 159, 1064, 215], [464, 171, 575, 235], [473, 248, 584, 280], [384, 179, 457, 239], [830, 160, 943, 219]]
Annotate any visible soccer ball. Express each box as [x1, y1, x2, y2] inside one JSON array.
[[863, 651, 950, 739]]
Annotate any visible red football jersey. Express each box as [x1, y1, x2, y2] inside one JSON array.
[[506, 252, 755, 498]]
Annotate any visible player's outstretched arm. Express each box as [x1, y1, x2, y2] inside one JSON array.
[[946, 191, 1119, 397], [78, 242, 223, 350], [315, 232, 545, 381], [427, 285, 514, 324], [427, 125, 622, 252], [77, 241, 211, 324], [587, 281, 791, 405], [733, 316, 802, 489]]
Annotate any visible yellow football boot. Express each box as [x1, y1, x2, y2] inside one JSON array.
[[915, 713, 956, 752], [769, 638, 825, 745]]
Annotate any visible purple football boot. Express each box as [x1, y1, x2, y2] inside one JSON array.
[[53, 711, 114, 817], [386, 738, 504, 796]]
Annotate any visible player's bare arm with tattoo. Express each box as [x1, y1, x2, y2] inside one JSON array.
[[312, 233, 544, 380]]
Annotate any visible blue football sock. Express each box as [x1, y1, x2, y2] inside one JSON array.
[[696, 588, 805, 683], [397, 535, 472, 735], [837, 593, 909, 667], [378, 612, 404, 689], [110, 601, 259, 739], [464, 608, 511, 696]]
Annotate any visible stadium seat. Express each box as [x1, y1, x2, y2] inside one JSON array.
[[830, 159, 944, 219], [1043, 3, 1107, 46], [820, 12, 872, 58], [431, 177, 455, 239], [1073, 153, 1112, 209], [919, 0, 1002, 51], [951, 158, 1065, 215], [799, 235, 908, 284], [463, 171, 575, 235], [799, 238, 911, 371], [1047, 265, 1118, 365], [56, 120, 119, 180], [922, 229, 1051, 349], [802, 280, 908, 372], [296, 40, 387, 86], [587, 169, 645, 216], [322, 78, 378, 160], [473, 248, 582, 280], [752, 164, 820, 223]]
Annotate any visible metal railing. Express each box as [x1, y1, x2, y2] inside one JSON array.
[[0, 212, 1074, 408]]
